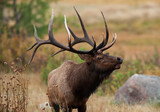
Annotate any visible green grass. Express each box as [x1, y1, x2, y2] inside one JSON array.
[[41, 56, 61, 84]]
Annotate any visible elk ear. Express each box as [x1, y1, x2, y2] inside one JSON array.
[[78, 54, 93, 63]]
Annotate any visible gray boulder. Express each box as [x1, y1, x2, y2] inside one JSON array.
[[115, 74, 160, 104]]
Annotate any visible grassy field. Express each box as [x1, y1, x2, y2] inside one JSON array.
[[26, 73, 160, 112]]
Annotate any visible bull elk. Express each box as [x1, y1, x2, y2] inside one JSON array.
[[27, 8, 123, 112]]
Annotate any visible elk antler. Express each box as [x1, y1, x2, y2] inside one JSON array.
[[100, 33, 117, 51], [27, 9, 96, 64], [28, 8, 117, 64], [52, 8, 117, 55]]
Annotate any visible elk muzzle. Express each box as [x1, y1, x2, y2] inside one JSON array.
[[114, 57, 123, 69]]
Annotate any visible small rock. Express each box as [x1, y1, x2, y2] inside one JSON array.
[[39, 102, 51, 110]]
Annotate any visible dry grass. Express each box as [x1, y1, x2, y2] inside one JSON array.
[[27, 73, 48, 112], [0, 65, 28, 112], [87, 95, 160, 112]]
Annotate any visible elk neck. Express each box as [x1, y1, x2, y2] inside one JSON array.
[[67, 61, 113, 100]]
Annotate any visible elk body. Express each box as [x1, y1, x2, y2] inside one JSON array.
[[28, 8, 123, 112]]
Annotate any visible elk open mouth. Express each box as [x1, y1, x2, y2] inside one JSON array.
[[114, 62, 122, 69], [114, 64, 121, 69], [114, 58, 123, 69]]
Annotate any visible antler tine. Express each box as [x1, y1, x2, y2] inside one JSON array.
[[28, 42, 49, 64], [27, 42, 37, 51], [64, 15, 71, 42], [95, 12, 109, 52], [51, 15, 71, 57], [68, 34, 97, 54], [26, 25, 40, 51], [48, 9, 56, 42], [100, 33, 117, 51], [34, 25, 40, 41], [28, 25, 50, 64], [95, 34, 105, 51], [92, 11, 109, 52], [51, 49, 65, 57], [65, 15, 96, 54], [73, 7, 88, 38], [67, 7, 94, 47], [101, 11, 109, 47]]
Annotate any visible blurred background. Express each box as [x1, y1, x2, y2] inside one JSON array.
[[0, 0, 160, 111]]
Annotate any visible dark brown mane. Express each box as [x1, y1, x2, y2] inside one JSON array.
[[67, 56, 115, 100]]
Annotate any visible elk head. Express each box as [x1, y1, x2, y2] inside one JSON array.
[[27, 7, 123, 71]]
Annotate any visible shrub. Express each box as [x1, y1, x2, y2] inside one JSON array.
[[41, 56, 61, 84], [0, 60, 28, 112]]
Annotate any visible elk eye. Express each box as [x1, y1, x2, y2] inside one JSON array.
[[97, 57, 103, 60]]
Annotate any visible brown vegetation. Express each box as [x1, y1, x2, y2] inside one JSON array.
[[0, 61, 28, 112]]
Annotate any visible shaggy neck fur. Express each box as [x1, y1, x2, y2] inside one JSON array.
[[67, 61, 113, 99]]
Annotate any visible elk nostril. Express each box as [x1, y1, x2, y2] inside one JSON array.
[[117, 57, 120, 61], [117, 57, 123, 63]]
